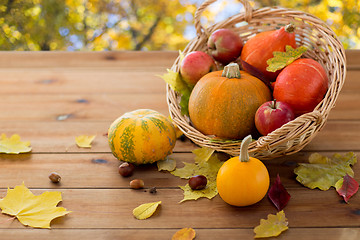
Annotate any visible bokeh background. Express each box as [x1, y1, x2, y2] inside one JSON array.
[[0, 0, 359, 51]]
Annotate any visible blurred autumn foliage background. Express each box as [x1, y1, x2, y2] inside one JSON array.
[[0, 0, 359, 51]]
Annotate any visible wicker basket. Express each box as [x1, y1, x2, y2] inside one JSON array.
[[167, 0, 346, 160]]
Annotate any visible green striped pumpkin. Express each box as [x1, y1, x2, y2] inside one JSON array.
[[108, 109, 177, 164]]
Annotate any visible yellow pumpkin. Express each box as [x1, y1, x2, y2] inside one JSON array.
[[217, 135, 270, 206], [108, 109, 177, 164]]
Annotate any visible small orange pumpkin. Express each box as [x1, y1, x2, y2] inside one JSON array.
[[216, 135, 270, 206], [188, 63, 271, 139]]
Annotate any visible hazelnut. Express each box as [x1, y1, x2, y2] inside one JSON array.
[[130, 179, 144, 189], [118, 162, 135, 177], [49, 172, 61, 183], [189, 175, 207, 190]]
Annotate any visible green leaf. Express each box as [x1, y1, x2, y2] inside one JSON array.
[[254, 210, 289, 238], [158, 69, 192, 116], [266, 45, 307, 72], [294, 152, 357, 190], [133, 201, 162, 220]]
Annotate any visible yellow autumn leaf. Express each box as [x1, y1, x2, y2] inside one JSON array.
[[157, 157, 177, 172], [192, 147, 215, 163], [254, 210, 289, 238], [0, 133, 32, 154], [171, 151, 224, 202], [0, 183, 71, 228], [133, 201, 161, 220], [179, 182, 218, 203], [172, 227, 196, 240], [75, 135, 95, 148], [294, 152, 357, 190], [266, 45, 307, 72]]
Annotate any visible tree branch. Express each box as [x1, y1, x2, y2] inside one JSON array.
[[134, 15, 161, 50]]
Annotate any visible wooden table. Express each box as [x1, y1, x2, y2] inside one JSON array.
[[0, 50, 359, 239]]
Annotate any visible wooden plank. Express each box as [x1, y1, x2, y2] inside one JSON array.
[[0, 68, 169, 94], [0, 92, 359, 121], [0, 51, 178, 69], [0, 228, 358, 240], [0, 188, 358, 229], [346, 49, 360, 70], [0, 151, 358, 189], [0, 93, 169, 122], [0, 120, 359, 153]]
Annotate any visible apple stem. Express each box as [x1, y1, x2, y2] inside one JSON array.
[[222, 63, 241, 79], [285, 23, 295, 33], [272, 99, 277, 109], [239, 135, 252, 162]]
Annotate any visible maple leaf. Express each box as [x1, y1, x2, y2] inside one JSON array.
[[266, 45, 307, 72], [158, 69, 192, 116], [157, 156, 176, 172], [171, 151, 224, 202], [0, 183, 71, 228], [172, 227, 196, 240], [75, 135, 95, 148], [0, 134, 32, 154], [335, 174, 359, 203], [133, 201, 161, 220], [268, 174, 291, 211], [294, 152, 357, 190], [179, 182, 218, 203], [254, 210, 289, 238], [192, 147, 215, 163]]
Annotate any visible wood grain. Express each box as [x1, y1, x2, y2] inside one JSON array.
[[0, 228, 358, 240], [0, 152, 358, 189], [0, 188, 358, 229]]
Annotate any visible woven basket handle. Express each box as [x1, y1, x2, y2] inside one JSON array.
[[194, 0, 253, 37]]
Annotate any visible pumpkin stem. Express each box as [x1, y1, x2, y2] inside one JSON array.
[[239, 135, 252, 162], [285, 23, 295, 33], [222, 63, 241, 79]]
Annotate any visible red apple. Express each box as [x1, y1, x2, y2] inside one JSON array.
[[208, 28, 243, 65], [180, 51, 216, 87], [255, 100, 295, 136]]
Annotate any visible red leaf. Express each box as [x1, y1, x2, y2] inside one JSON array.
[[268, 174, 291, 211], [336, 174, 359, 203]]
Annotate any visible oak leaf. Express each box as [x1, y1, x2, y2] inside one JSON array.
[[172, 227, 196, 240], [266, 45, 307, 72], [133, 201, 161, 220], [0, 134, 32, 154], [254, 210, 288, 238], [294, 152, 357, 190], [75, 135, 95, 148], [0, 183, 71, 228], [335, 174, 359, 203]]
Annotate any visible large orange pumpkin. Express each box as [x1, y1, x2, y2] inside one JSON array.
[[188, 63, 271, 139]]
